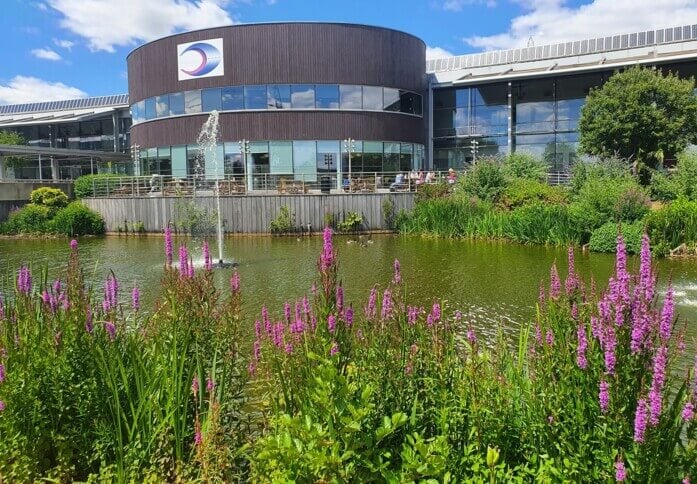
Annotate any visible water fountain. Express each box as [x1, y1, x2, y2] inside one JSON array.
[[196, 110, 235, 267]]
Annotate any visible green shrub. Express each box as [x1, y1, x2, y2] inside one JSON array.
[[29, 187, 69, 210], [650, 171, 680, 202], [570, 159, 633, 195], [569, 178, 649, 238], [270, 205, 295, 234], [502, 152, 548, 181], [502, 203, 581, 246], [337, 211, 363, 232], [645, 197, 697, 255], [500, 178, 568, 209], [589, 221, 644, 253], [456, 159, 507, 202], [73, 174, 120, 198], [675, 150, 697, 200], [414, 182, 450, 202], [1, 204, 52, 234], [52, 202, 105, 236]]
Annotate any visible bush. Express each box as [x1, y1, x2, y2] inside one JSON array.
[[1, 204, 52, 234], [73, 174, 120, 198], [414, 182, 451, 202], [502, 202, 581, 246], [500, 178, 568, 209], [52, 202, 105, 236], [569, 178, 649, 238], [29, 187, 69, 210], [502, 153, 549, 181], [270, 205, 295, 234], [650, 171, 680, 202], [645, 197, 697, 255], [675, 150, 697, 200], [589, 221, 644, 253], [456, 159, 507, 202], [570, 159, 633, 195], [337, 211, 362, 232]]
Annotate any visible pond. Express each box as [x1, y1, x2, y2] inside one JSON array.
[[0, 234, 695, 356]]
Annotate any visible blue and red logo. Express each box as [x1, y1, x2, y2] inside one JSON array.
[[177, 38, 224, 80]]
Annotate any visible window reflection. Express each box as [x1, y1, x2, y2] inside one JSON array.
[[201, 88, 222, 112], [340, 85, 362, 109], [363, 86, 383, 110], [315, 85, 339, 109], [383, 88, 400, 112], [155, 95, 169, 118], [267, 85, 291, 109], [291, 85, 315, 109], [222, 87, 244, 110], [169, 93, 185, 115], [184, 90, 201, 114], [245, 85, 267, 109]]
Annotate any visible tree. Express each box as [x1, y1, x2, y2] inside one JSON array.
[[578, 67, 697, 182], [0, 129, 25, 145]]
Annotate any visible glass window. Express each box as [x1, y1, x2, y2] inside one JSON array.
[[473, 105, 508, 135], [171, 145, 187, 177], [201, 88, 222, 112], [155, 95, 169, 118], [169, 92, 185, 115], [472, 83, 508, 106], [269, 141, 293, 173], [361, 141, 383, 173], [267, 85, 291, 109], [186, 145, 201, 176], [223, 142, 244, 175], [315, 85, 339, 109], [293, 141, 317, 182], [435, 88, 470, 109], [399, 91, 422, 115], [158, 147, 172, 176], [144, 97, 156, 120], [184, 90, 202, 114], [383, 142, 400, 172], [514, 79, 554, 134], [130, 103, 139, 123], [383, 88, 400, 112], [249, 142, 270, 186], [291, 85, 315, 109], [245, 85, 267, 109], [340, 85, 362, 109], [317, 140, 340, 172], [434, 109, 456, 137], [222, 86, 244, 110], [400, 143, 413, 172], [363, 86, 383, 110]]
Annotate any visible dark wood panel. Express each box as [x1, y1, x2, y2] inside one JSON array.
[[128, 23, 426, 102], [131, 111, 425, 147]]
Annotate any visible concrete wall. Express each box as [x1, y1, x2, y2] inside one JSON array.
[[83, 193, 415, 233]]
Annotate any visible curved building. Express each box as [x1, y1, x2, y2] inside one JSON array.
[[127, 22, 427, 184]]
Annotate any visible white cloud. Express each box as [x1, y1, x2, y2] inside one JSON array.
[[442, 0, 496, 10], [426, 46, 454, 59], [466, 0, 697, 51], [53, 38, 75, 50], [36, 2, 48, 10], [31, 48, 62, 61], [46, 0, 236, 52], [0, 76, 87, 105]]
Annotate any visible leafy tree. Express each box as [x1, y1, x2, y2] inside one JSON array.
[[578, 67, 697, 181], [0, 129, 28, 170], [502, 152, 548, 181]]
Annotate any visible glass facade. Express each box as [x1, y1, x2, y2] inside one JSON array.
[[131, 84, 423, 124], [137, 140, 425, 181]]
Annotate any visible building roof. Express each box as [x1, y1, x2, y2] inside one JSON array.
[[0, 94, 129, 127], [429, 24, 697, 85]]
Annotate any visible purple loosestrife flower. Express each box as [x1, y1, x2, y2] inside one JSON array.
[[616, 234, 627, 282], [0, 363, 5, 383], [549, 263, 561, 300], [284, 342, 293, 355], [336, 284, 344, 314], [41, 290, 50, 305], [284, 302, 291, 323], [534, 324, 543, 346], [191, 375, 199, 397], [407, 306, 418, 326], [565, 247, 578, 295], [203, 240, 212, 271], [426, 313, 434, 328], [187, 256, 194, 279], [262, 306, 271, 335], [467, 327, 476, 345], [615, 458, 627, 482], [345, 305, 354, 327], [179, 245, 189, 277], [431, 302, 441, 322], [545, 329, 554, 347], [104, 321, 116, 342], [576, 323, 588, 370], [640, 233, 652, 292], [649, 388, 662, 426], [194, 422, 202, 447], [164, 226, 173, 266], [649, 346, 669, 425], [302, 295, 310, 316], [599, 380, 610, 414], [206, 376, 215, 393], [319, 227, 335, 273], [634, 397, 648, 443], [132, 286, 140, 311], [571, 303, 578, 320], [393, 259, 401, 285], [17, 266, 32, 295], [538, 282, 546, 308], [682, 401, 695, 421], [328, 314, 336, 333], [254, 320, 262, 340], [70, 239, 78, 251], [230, 271, 240, 294], [604, 326, 617, 375], [365, 287, 377, 318], [53, 279, 61, 294], [381, 289, 393, 320], [330, 341, 339, 356], [0, 401, 5, 411], [0, 296, 4, 320], [659, 284, 674, 342], [683, 478, 691, 484]]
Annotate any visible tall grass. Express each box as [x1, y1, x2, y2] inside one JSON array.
[[399, 198, 581, 246]]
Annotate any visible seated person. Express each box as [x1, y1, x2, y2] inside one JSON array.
[[416, 170, 425, 185], [390, 172, 405, 191], [447, 168, 457, 184], [343, 177, 351, 190], [425, 171, 435, 183]]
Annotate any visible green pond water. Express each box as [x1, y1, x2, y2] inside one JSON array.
[[0, 234, 696, 355]]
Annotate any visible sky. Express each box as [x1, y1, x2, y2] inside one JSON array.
[[2, 0, 697, 105]]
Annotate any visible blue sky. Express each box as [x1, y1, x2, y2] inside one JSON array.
[[2, 0, 697, 104]]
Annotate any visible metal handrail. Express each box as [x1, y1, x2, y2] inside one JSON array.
[[85, 169, 572, 197]]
